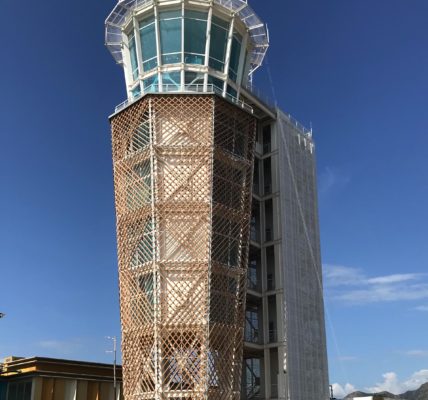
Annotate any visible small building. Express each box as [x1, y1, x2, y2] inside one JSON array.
[[353, 396, 397, 400], [0, 356, 122, 400]]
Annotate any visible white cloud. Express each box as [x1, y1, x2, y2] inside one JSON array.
[[366, 370, 428, 395], [37, 339, 83, 355], [334, 370, 428, 398], [318, 167, 350, 196], [404, 350, 428, 357], [331, 383, 356, 398], [324, 265, 365, 287], [323, 265, 428, 305], [367, 274, 421, 285], [415, 305, 428, 312], [337, 356, 358, 362]]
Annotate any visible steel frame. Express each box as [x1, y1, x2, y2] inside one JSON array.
[[110, 94, 256, 399]]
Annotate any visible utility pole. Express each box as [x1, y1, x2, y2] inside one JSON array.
[[106, 336, 117, 400]]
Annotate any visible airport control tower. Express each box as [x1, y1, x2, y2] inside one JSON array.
[[106, 1, 330, 400]]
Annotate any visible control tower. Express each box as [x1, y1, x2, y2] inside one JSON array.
[[106, 1, 330, 400]]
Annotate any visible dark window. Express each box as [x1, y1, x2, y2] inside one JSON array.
[[263, 124, 271, 154]]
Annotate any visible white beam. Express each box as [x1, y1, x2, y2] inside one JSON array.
[[223, 15, 235, 96], [154, 2, 163, 91], [203, 3, 213, 91]]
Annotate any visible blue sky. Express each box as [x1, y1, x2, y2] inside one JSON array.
[[1, 0, 427, 396]]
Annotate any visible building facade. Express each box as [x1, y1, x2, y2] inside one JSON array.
[[105, 0, 329, 399], [0, 356, 122, 400]]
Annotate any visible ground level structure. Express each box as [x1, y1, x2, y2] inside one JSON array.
[[0, 356, 122, 400]]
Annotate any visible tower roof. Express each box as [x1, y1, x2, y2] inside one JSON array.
[[105, 0, 269, 74]]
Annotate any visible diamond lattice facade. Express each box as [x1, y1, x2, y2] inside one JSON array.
[[111, 94, 256, 399]]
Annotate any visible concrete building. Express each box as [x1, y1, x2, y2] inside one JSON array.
[[105, 0, 329, 399], [0, 356, 122, 400]]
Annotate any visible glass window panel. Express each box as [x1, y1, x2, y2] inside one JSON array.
[[184, 10, 207, 20], [185, 72, 204, 85], [212, 15, 229, 30], [131, 85, 141, 99], [160, 12, 182, 64], [184, 13, 207, 65], [208, 75, 224, 93], [228, 34, 241, 82], [227, 85, 237, 98], [143, 58, 157, 72], [209, 23, 228, 71], [141, 15, 155, 28], [129, 33, 139, 80], [161, 10, 181, 19], [162, 71, 181, 89], [140, 17, 157, 72], [143, 74, 158, 92], [184, 54, 205, 65]]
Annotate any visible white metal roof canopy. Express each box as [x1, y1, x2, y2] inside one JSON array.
[[105, 0, 269, 74]]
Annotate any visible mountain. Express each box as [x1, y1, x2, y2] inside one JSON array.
[[401, 382, 428, 400], [344, 382, 428, 400], [344, 391, 402, 399]]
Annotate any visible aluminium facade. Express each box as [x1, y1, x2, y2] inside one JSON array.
[[241, 111, 329, 400], [105, 0, 329, 399]]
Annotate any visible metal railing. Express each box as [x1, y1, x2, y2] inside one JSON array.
[[246, 385, 262, 400], [244, 83, 313, 137], [244, 82, 277, 111], [115, 83, 254, 114]]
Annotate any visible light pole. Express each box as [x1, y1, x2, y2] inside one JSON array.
[[106, 336, 117, 400]]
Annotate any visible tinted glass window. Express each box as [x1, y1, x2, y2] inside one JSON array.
[[209, 17, 229, 71], [140, 16, 157, 72], [160, 11, 182, 64], [129, 33, 139, 79], [162, 71, 181, 88], [184, 11, 207, 65], [228, 33, 242, 82], [143, 74, 158, 92]]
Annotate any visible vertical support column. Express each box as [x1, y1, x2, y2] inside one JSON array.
[[223, 15, 235, 96], [264, 348, 271, 399], [154, 2, 163, 90], [181, 0, 185, 90], [236, 31, 249, 98], [133, 17, 143, 74], [148, 98, 161, 397], [203, 3, 213, 91], [121, 31, 134, 99], [133, 17, 143, 94]]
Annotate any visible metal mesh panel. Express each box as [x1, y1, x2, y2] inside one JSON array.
[[110, 94, 256, 400], [277, 113, 330, 400]]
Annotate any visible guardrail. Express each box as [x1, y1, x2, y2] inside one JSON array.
[[244, 82, 313, 137], [114, 84, 254, 114]]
